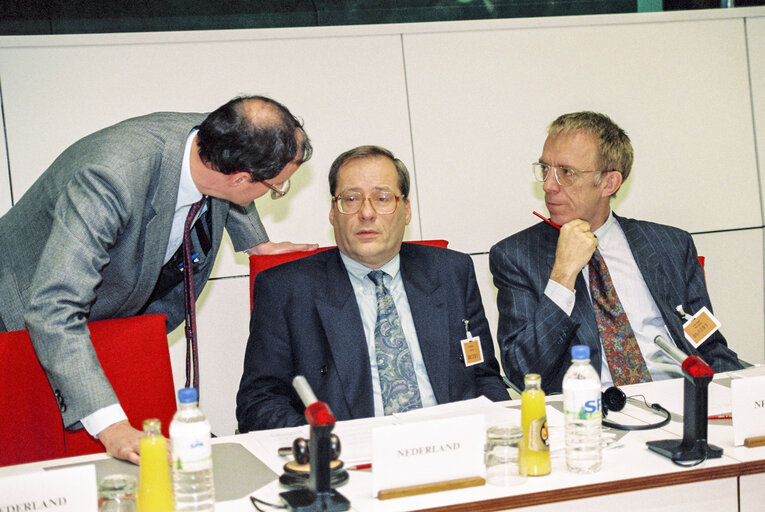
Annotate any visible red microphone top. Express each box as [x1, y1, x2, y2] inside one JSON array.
[[681, 355, 714, 378], [305, 401, 336, 427]]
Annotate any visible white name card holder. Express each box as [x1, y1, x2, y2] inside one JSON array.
[[731, 374, 765, 446], [372, 413, 485, 500], [0, 464, 98, 511]]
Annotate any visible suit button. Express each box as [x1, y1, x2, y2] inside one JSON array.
[[458, 354, 465, 362], [54, 389, 67, 413], [320, 365, 328, 375]]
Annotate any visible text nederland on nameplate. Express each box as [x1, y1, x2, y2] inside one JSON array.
[[731, 374, 765, 446], [372, 413, 485, 496], [0, 464, 97, 511]]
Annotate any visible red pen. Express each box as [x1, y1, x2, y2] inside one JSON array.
[[347, 463, 372, 471], [533, 211, 561, 230], [708, 414, 732, 420]]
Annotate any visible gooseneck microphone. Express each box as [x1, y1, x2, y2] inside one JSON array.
[[653, 335, 714, 378], [293, 375, 336, 427]]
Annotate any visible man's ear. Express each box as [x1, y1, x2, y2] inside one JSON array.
[[601, 170, 623, 197]]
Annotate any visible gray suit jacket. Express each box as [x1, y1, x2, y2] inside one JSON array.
[[489, 214, 743, 393], [0, 112, 268, 426], [236, 244, 508, 432]]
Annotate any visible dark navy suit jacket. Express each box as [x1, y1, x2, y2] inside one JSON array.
[[236, 244, 508, 432], [489, 214, 743, 393]]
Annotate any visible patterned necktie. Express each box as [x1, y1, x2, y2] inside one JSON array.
[[367, 270, 422, 415], [183, 196, 207, 391], [588, 248, 651, 386]]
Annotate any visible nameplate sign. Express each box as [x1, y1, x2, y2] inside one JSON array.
[[0, 464, 97, 511], [372, 413, 485, 496], [731, 375, 765, 446]]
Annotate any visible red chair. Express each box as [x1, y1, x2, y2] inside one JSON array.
[[0, 330, 66, 466], [249, 240, 449, 310], [0, 314, 177, 465]]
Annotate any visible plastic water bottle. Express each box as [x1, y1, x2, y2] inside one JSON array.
[[170, 388, 216, 511], [562, 345, 602, 473]]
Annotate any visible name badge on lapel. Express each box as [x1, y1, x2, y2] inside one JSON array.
[[460, 320, 484, 367], [678, 306, 721, 349]]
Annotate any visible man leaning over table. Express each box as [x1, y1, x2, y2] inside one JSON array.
[[489, 111, 743, 394], [236, 145, 508, 431], [0, 95, 317, 463]]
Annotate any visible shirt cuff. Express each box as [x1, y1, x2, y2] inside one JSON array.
[[544, 279, 576, 316], [80, 404, 129, 438]]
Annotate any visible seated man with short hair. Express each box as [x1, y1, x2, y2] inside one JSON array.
[[236, 145, 508, 431]]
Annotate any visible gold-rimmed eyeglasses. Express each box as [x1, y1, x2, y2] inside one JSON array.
[[333, 191, 401, 215], [532, 162, 614, 187], [261, 178, 291, 199]]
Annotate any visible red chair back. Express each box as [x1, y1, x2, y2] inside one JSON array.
[[249, 240, 449, 310], [0, 314, 177, 465], [65, 314, 177, 456], [0, 330, 66, 466]]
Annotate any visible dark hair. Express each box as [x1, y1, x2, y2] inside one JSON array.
[[328, 145, 410, 198], [196, 95, 312, 181]]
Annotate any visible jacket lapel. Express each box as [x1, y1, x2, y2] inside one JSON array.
[[314, 250, 375, 419], [399, 246, 450, 404]]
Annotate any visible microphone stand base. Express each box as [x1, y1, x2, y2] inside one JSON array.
[[280, 489, 351, 512], [646, 439, 722, 463]]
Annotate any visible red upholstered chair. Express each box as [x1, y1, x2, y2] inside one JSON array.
[[249, 240, 449, 310], [65, 314, 177, 456], [0, 329, 66, 466], [0, 314, 177, 465]]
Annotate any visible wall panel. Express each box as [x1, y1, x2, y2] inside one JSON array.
[[404, 18, 758, 253], [0, 33, 419, 279]]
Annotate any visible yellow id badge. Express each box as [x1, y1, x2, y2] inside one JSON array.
[[461, 336, 484, 367], [683, 306, 721, 349]]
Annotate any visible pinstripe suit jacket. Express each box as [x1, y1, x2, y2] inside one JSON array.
[[0, 112, 268, 426], [489, 214, 742, 393]]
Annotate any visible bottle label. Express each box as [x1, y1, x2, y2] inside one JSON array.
[[527, 416, 549, 452], [563, 384, 602, 420], [171, 423, 212, 472]]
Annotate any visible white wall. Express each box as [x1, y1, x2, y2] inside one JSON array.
[[1, 7, 764, 435]]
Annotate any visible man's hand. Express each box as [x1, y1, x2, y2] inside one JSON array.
[[549, 219, 598, 291], [98, 420, 142, 465], [246, 241, 319, 255]]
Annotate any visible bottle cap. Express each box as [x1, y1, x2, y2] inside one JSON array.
[[178, 387, 199, 403], [571, 345, 590, 360]]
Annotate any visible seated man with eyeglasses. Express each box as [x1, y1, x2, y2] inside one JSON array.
[[489, 111, 742, 394], [236, 145, 508, 431]]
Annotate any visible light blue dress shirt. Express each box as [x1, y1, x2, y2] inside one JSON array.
[[339, 252, 437, 416]]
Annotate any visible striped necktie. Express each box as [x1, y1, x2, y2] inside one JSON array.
[[183, 196, 207, 392]]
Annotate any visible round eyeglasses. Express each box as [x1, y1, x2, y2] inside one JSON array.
[[532, 162, 613, 187], [261, 178, 291, 199], [333, 191, 401, 215]]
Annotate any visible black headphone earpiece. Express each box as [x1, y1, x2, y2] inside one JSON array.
[[601, 386, 671, 431], [291, 433, 342, 465]]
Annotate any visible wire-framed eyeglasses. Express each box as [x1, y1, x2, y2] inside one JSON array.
[[261, 178, 291, 199], [533, 162, 613, 187], [333, 191, 401, 215]]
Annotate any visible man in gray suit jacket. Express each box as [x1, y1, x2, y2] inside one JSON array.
[[237, 146, 507, 432], [0, 95, 315, 462], [490, 112, 742, 393]]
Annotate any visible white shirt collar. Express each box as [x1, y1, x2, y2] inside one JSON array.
[[178, 129, 203, 207]]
